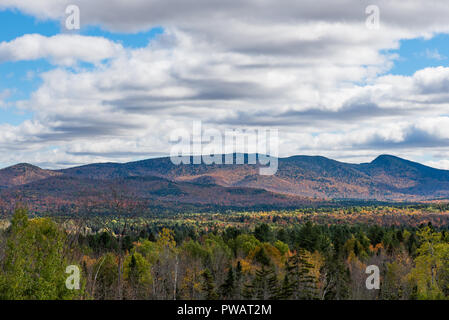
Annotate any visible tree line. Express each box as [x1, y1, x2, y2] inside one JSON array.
[[1, 207, 449, 300]]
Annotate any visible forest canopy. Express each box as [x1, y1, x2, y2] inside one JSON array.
[[1, 205, 449, 300]]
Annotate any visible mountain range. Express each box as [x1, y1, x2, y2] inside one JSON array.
[[0, 154, 448, 213]]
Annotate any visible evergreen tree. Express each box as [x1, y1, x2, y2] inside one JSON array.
[[287, 249, 318, 300], [244, 265, 279, 300], [201, 268, 218, 300], [277, 261, 295, 299], [254, 224, 273, 243], [235, 261, 243, 299], [219, 266, 235, 299], [127, 254, 139, 296]]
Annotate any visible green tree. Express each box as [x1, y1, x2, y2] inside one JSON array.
[[0, 208, 80, 300], [287, 249, 318, 300], [277, 264, 295, 299], [93, 252, 118, 299], [243, 265, 278, 300], [201, 268, 218, 300], [124, 252, 152, 299], [254, 224, 273, 243], [408, 227, 449, 299], [219, 266, 235, 299]]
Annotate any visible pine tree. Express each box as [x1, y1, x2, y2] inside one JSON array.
[[219, 266, 235, 299], [242, 281, 254, 299], [244, 265, 279, 300], [128, 254, 139, 288], [201, 268, 218, 300], [277, 261, 295, 299], [287, 249, 318, 300], [235, 261, 243, 299]]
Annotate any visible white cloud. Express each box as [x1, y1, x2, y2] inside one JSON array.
[[424, 48, 446, 60], [1, 1, 449, 167], [425, 159, 449, 170], [0, 34, 124, 66]]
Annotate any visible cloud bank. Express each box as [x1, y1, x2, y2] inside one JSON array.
[[1, 1, 449, 168]]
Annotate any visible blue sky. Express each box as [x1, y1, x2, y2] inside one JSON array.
[[388, 34, 449, 76], [2, 8, 444, 128], [1, 1, 449, 169], [0, 11, 56, 124], [0, 10, 163, 125]]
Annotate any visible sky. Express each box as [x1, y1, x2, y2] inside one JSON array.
[[1, 1, 449, 169]]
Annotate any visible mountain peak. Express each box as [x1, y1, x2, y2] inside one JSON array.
[[3, 163, 42, 171], [371, 154, 402, 164], [0, 163, 60, 188]]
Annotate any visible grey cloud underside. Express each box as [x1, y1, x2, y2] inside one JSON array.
[[184, 79, 277, 100], [69, 1, 369, 32], [36, 122, 144, 141], [104, 80, 278, 113], [361, 128, 449, 149], [105, 98, 176, 113], [226, 37, 371, 57], [215, 103, 412, 127], [42, 0, 449, 33], [67, 151, 166, 157], [418, 82, 449, 95]]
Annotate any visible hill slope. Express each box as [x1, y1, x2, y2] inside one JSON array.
[[59, 154, 449, 200], [0, 163, 61, 189], [1, 154, 448, 213]]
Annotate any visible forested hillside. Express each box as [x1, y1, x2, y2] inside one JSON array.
[[2, 205, 449, 300], [1, 155, 449, 214]]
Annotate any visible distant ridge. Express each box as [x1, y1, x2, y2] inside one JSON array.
[[1, 154, 449, 212]]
